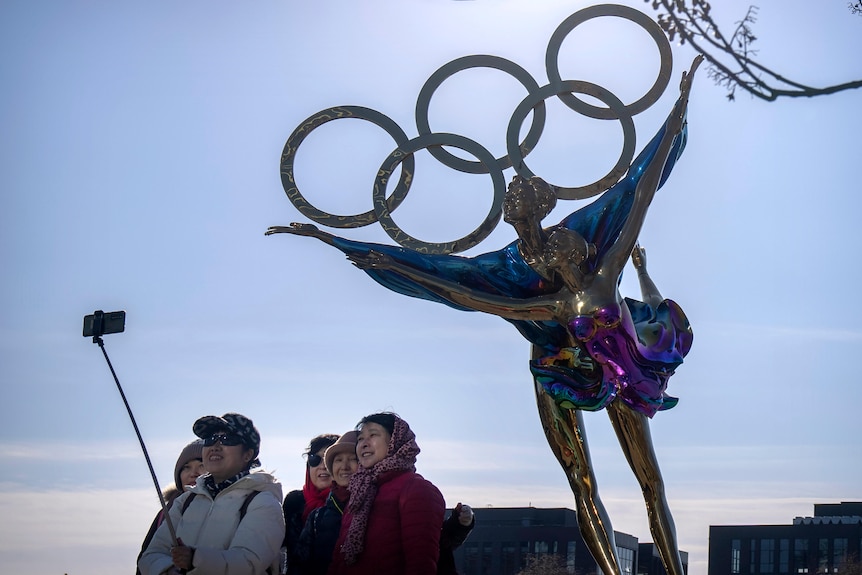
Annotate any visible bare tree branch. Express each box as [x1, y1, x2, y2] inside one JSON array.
[[645, 0, 862, 101]]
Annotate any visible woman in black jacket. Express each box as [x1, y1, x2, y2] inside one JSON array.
[[294, 431, 358, 575], [282, 433, 340, 575]]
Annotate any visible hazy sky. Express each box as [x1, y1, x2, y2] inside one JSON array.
[[1, 1, 860, 574]]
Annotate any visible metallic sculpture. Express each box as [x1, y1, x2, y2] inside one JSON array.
[[268, 6, 701, 575]]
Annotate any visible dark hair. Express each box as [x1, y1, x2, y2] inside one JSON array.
[[305, 433, 339, 457], [356, 412, 397, 436]]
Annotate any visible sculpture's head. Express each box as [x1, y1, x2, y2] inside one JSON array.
[[544, 227, 596, 271], [503, 175, 557, 225]]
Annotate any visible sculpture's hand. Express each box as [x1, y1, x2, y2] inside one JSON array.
[[679, 54, 703, 98], [666, 55, 702, 135], [265, 222, 324, 237], [347, 250, 394, 270], [631, 243, 647, 271]]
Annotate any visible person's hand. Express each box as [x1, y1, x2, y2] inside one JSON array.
[[265, 222, 323, 237], [455, 502, 474, 526], [347, 250, 394, 270], [171, 538, 194, 571]]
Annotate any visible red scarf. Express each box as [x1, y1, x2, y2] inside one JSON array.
[[301, 466, 331, 523], [341, 417, 419, 564]]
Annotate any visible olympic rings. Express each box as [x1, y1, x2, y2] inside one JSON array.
[[280, 106, 414, 229], [372, 133, 506, 254], [279, 4, 675, 253], [507, 80, 636, 200], [545, 4, 672, 119], [415, 55, 546, 174]]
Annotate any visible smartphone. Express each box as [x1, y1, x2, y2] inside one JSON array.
[[83, 310, 126, 337]]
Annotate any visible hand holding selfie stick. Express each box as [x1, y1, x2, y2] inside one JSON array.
[[84, 310, 180, 547]]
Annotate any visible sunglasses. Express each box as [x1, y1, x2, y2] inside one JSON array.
[[307, 453, 324, 467], [203, 433, 243, 447]]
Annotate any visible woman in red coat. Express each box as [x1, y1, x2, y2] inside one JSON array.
[[328, 412, 445, 575]]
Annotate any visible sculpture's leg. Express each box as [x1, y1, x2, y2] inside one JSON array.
[[532, 348, 622, 575], [606, 400, 684, 575]]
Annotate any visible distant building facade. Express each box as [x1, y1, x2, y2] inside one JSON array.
[[640, 542, 690, 575], [453, 507, 687, 575], [708, 502, 862, 575]]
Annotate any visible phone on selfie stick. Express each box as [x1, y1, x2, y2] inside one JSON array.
[[84, 310, 180, 547]]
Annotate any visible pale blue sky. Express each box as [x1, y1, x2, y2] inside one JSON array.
[[1, 1, 860, 574]]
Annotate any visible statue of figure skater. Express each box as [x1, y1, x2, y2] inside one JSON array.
[[268, 56, 702, 575]]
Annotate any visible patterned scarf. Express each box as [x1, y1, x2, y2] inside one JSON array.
[[340, 417, 419, 564], [203, 469, 250, 499]]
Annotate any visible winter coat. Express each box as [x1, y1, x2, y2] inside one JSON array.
[[294, 491, 347, 575], [136, 486, 180, 574], [138, 471, 285, 575], [282, 489, 306, 574], [298, 492, 472, 575], [327, 470, 445, 575]]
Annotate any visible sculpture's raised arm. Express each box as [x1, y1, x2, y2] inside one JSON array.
[[595, 56, 702, 282]]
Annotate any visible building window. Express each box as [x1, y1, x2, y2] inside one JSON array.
[[481, 542, 493, 575], [833, 539, 847, 573], [618, 545, 635, 575], [535, 541, 549, 555], [818, 539, 829, 573], [780, 539, 790, 573], [501, 542, 517, 575], [464, 542, 479, 575], [761, 539, 776, 573], [732, 539, 741, 574], [795, 538, 809, 574], [752, 539, 758, 574], [520, 542, 530, 569], [567, 541, 576, 575]]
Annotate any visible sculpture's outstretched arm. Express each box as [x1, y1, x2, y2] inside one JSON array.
[[349, 250, 561, 322]]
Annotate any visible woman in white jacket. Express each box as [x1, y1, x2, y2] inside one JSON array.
[[139, 412, 285, 575]]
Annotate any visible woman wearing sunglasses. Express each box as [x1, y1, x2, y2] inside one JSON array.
[[281, 433, 339, 575], [138, 412, 285, 575], [292, 430, 358, 575]]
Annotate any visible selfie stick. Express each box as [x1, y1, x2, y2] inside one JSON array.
[[86, 310, 180, 547]]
